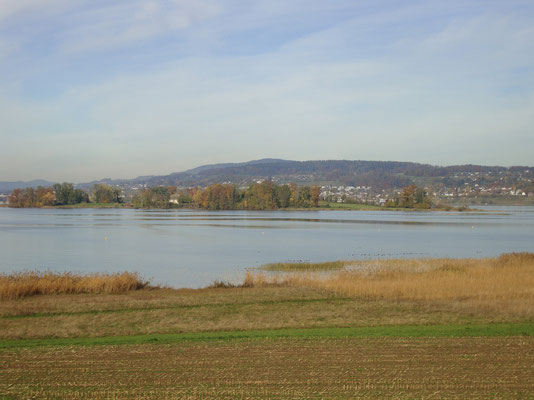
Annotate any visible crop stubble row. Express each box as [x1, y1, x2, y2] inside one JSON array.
[[1, 336, 533, 399]]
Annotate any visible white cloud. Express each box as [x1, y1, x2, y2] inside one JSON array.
[[60, 0, 220, 53], [1, 1, 534, 180], [0, 0, 74, 21]]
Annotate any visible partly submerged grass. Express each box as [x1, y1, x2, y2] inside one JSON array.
[[260, 260, 348, 272], [0, 270, 149, 299]]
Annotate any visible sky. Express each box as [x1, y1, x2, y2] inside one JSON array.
[[1, 0, 533, 182]]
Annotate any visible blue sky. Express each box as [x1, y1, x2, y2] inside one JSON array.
[[1, 0, 533, 181]]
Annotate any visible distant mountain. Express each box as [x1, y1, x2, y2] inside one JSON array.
[[78, 159, 531, 191], [0, 180, 56, 194], [4, 159, 532, 194]]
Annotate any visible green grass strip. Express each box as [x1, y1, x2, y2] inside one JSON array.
[[2, 323, 533, 349]]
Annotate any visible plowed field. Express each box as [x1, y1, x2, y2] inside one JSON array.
[[2, 337, 533, 399]]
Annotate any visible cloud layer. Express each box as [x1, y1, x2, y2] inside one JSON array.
[[1, 0, 533, 181]]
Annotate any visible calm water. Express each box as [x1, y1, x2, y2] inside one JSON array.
[[1, 207, 533, 287]]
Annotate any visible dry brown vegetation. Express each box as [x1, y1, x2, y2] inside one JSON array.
[[248, 253, 534, 317], [2, 286, 487, 340], [0, 270, 149, 299], [1, 253, 533, 340], [2, 337, 533, 399]]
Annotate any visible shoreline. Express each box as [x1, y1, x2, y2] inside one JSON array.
[[1, 203, 482, 212]]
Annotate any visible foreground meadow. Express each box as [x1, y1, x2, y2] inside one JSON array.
[[1, 253, 534, 399]]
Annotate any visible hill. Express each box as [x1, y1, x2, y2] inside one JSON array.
[[79, 159, 531, 191], [0, 180, 56, 194]]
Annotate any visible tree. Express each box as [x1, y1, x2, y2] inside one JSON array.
[[71, 189, 89, 204], [53, 183, 73, 205], [296, 186, 312, 208], [92, 184, 114, 203], [274, 184, 291, 208], [244, 182, 277, 210], [112, 188, 122, 203], [53, 183, 88, 205], [288, 183, 298, 206], [399, 185, 417, 208], [92, 184, 121, 203], [310, 185, 321, 207], [8, 188, 25, 208], [395, 185, 431, 209], [9, 186, 56, 208], [132, 187, 170, 208], [36, 186, 55, 207]]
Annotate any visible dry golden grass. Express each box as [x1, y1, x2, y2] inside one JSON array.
[[0, 270, 149, 299], [3, 284, 490, 340], [245, 253, 534, 317], [2, 254, 533, 340]]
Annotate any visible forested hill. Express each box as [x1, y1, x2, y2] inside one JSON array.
[[0, 180, 56, 194], [81, 159, 531, 191], [3, 159, 532, 194]]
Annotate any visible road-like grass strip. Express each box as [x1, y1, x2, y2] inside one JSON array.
[[2, 322, 533, 349]]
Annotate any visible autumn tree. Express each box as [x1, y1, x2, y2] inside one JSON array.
[[92, 184, 114, 203], [9, 186, 56, 208], [8, 188, 25, 208], [35, 187, 55, 207], [244, 182, 277, 210], [394, 185, 432, 209], [132, 187, 170, 208]]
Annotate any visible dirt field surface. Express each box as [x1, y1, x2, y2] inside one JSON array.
[[2, 337, 533, 399]]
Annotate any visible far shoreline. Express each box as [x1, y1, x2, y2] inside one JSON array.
[[0, 202, 480, 212]]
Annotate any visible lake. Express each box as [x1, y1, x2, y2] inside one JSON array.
[[1, 206, 533, 288]]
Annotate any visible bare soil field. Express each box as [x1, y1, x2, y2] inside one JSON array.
[[2, 337, 533, 399]]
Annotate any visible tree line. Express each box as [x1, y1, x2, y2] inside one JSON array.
[[133, 182, 321, 210], [8, 183, 122, 208], [9, 181, 432, 210]]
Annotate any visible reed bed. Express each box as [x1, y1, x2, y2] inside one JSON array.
[[245, 253, 534, 315], [0, 271, 149, 299]]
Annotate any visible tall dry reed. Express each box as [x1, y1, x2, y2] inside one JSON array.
[[0, 271, 149, 299], [244, 253, 534, 315]]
